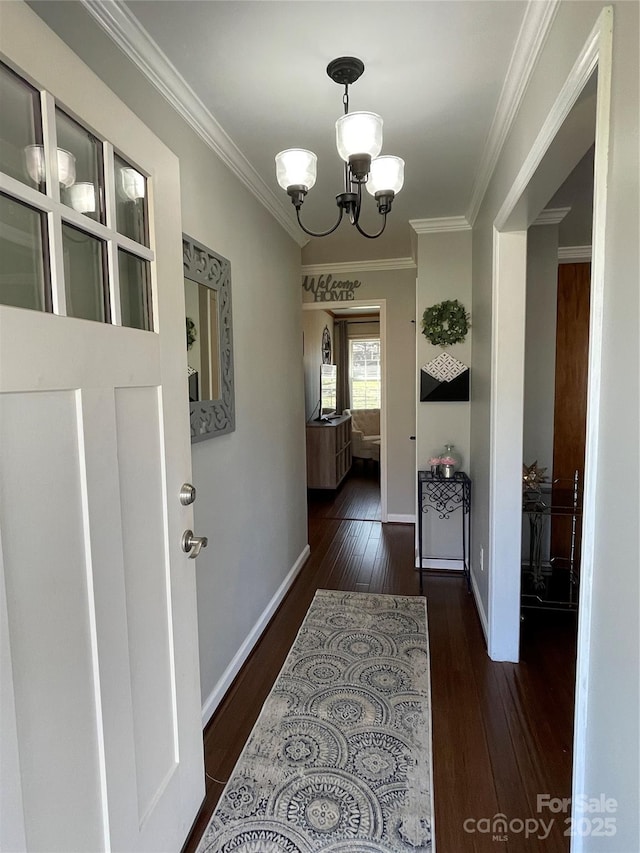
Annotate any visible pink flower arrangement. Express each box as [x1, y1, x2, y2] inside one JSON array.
[[428, 456, 441, 465], [441, 456, 456, 466]]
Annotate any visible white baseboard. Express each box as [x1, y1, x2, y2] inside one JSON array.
[[387, 513, 415, 524], [201, 544, 311, 727], [470, 569, 489, 644]]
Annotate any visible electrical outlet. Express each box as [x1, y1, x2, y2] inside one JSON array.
[[480, 546, 484, 572]]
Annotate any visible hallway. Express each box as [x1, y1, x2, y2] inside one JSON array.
[[185, 471, 576, 852]]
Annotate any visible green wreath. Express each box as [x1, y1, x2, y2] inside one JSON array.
[[186, 316, 197, 350], [421, 299, 470, 347]]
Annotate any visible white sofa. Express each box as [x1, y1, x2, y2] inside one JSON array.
[[344, 408, 380, 461]]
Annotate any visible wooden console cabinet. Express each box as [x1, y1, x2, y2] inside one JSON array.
[[306, 414, 352, 489]]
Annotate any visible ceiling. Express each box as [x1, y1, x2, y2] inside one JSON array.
[[33, 0, 534, 262], [549, 146, 595, 246], [123, 0, 527, 262]]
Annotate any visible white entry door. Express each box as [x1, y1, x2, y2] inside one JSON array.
[[0, 5, 204, 852]]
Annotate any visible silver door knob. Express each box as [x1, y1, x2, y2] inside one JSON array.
[[179, 483, 197, 505], [181, 529, 208, 559]]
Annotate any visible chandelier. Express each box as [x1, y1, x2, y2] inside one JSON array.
[[275, 57, 404, 240]]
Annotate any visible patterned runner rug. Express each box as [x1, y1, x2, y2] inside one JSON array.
[[197, 589, 434, 852]]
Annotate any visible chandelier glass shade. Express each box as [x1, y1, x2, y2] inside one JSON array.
[[366, 155, 405, 197], [66, 181, 96, 213], [275, 57, 404, 239], [23, 144, 146, 215], [25, 144, 76, 188], [120, 167, 146, 201], [275, 148, 317, 193], [335, 111, 383, 163]]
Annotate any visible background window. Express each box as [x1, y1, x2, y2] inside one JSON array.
[[349, 338, 381, 409]]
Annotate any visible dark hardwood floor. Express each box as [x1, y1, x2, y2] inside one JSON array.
[[183, 467, 577, 852]]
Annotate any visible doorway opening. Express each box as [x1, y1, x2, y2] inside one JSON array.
[[521, 146, 594, 631], [302, 299, 388, 521], [519, 147, 595, 789], [489, 7, 612, 833]]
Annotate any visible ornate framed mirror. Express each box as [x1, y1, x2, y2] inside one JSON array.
[[183, 234, 235, 441]]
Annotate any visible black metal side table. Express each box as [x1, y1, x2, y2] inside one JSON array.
[[417, 471, 471, 593]]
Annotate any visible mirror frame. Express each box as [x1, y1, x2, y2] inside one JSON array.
[[183, 234, 235, 441]]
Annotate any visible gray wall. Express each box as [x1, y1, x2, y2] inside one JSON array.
[[29, 0, 309, 717], [415, 230, 472, 563], [470, 2, 639, 848], [523, 224, 559, 474], [416, 231, 472, 469], [302, 309, 333, 421], [302, 268, 416, 518]]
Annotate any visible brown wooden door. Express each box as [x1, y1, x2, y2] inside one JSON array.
[[550, 262, 591, 569]]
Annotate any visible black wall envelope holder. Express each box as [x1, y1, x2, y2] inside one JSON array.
[[420, 367, 470, 402], [188, 369, 199, 403]]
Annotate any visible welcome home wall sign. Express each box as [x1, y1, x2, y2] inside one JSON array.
[[303, 274, 362, 302]]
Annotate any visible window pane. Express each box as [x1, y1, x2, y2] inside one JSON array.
[[118, 249, 153, 331], [114, 154, 148, 246], [62, 223, 108, 322], [350, 338, 381, 409], [56, 108, 104, 223], [0, 193, 49, 311], [0, 62, 44, 191]]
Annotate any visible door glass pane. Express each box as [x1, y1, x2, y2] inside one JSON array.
[[118, 249, 153, 331], [114, 154, 148, 246], [62, 223, 108, 322], [0, 62, 44, 191], [0, 193, 49, 311], [56, 108, 104, 223]]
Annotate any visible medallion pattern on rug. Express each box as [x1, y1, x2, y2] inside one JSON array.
[[197, 590, 433, 852]]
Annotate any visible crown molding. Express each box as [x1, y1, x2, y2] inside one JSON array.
[[558, 245, 592, 262], [494, 9, 604, 232], [532, 206, 571, 226], [301, 257, 416, 276], [409, 216, 471, 234], [79, 0, 305, 247], [466, 0, 561, 226]]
